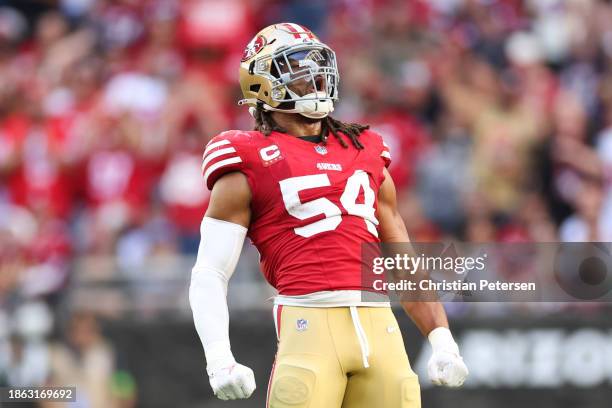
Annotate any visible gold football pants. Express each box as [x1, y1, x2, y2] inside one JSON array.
[[266, 306, 421, 408]]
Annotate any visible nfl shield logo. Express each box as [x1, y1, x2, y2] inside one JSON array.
[[315, 145, 328, 155], [296, 318, 308, 331]]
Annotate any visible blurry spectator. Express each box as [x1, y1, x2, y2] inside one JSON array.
[[559, 180, 610, 242], [46, 312, 118, 408], [0, 302, 53, 388], [514, 192, 557, 242], [0, 233, 24, 301], [397, 193, 442, 242], [440, 54, 542, 215], [159, 116, 210, 250], [94, 0, 145, 52], [464, 215, 496, 243], [178, 0, 252, 52], [539, 91, 603, 225], [60, 0, 96, 21], [116, 209, 177, 271], [595, 103, 612, 235], [0, 205, 37, 304], [417, 110, 472, 234]]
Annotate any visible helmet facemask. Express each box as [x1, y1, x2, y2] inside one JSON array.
[[255, 45, 339, 119]]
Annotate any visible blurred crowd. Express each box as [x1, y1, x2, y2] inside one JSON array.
[[1, 0, 612, 403]]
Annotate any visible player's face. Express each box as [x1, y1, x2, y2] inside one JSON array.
[[274, 48, 332, 97]]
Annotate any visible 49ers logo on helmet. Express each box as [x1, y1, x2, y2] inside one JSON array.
[[241, 35, 267, 62]]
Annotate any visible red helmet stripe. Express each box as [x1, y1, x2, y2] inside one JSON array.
[[282, 23, 302, 39], [295, 24, 315, 39]]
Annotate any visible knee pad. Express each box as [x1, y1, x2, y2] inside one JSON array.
[[401, 376, 421, 408], [269, 364, 316, 408]]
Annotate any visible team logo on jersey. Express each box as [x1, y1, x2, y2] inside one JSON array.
[[314, 145, 328, 155], [241, 35, 267, 62], [296, 318, 308, 331], [259, 144, 283, 166]]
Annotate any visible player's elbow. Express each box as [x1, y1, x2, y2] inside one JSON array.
[[189, 268, 227, 312]]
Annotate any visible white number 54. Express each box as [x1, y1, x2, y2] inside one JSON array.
[[279, 170, 379, 238]]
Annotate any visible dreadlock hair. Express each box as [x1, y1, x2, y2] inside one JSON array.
[[253, 105, 369, 149]]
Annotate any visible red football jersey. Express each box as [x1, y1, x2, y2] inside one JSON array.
[[202, 129, 391, 295]]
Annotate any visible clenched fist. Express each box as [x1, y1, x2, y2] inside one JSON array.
[[207, 358, 256, 400], [427, 327, 469, 387]]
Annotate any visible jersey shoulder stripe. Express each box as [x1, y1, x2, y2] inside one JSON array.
[[202, 131, 255, 190], [203, 146, 237, 169], [203, 156, 243, 187], [204, 139, 231, 156], [381, 140, 391, 166], [359, 129, 392, 168]]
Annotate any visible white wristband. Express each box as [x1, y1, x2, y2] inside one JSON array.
[[428, 327, 459, 354]]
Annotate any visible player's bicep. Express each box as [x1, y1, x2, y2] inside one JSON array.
[[205, 172, 252, 228], [377, 168, 409, 243]]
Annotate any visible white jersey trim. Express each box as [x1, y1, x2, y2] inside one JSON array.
[[273, 290, 391, 308], [204, 139, 230, 156], [204, 156, 243, 186], [203, 147, 237, 169]]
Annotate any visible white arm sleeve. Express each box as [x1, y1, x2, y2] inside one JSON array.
[[189, 216, 247, 373]]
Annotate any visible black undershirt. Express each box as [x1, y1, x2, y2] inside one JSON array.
[[298, 135, 323, 144]]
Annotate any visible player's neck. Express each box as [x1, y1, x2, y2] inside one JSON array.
[[271, 112, 322, 137]]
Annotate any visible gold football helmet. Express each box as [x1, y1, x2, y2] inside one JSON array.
[[238, 23, 339, 119]]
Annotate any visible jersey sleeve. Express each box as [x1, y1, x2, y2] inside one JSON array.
[[366, 129, 392, 169], [202, 131, 251, 190], [381, 140, 392, 168]]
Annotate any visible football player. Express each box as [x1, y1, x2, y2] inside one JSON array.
[[189, 23, 468, 407]]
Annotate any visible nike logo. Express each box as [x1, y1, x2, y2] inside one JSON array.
[[387, 326, 398, 333]]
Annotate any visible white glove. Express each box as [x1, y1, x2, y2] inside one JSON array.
[[207, 357, 256, 400], [427, 327, 468, 387]]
